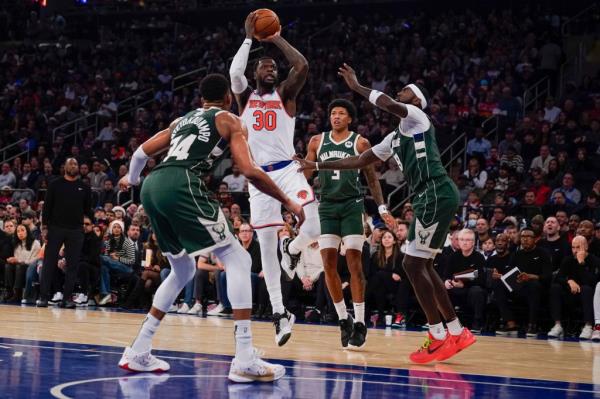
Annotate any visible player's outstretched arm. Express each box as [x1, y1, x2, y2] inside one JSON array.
[[293, 148, 379, 173], [357, 137, 396, 230], [229, 12, 257, 109], [261, 32, 308, 102], [302, 134, 321, 180], [219, 112, 306, 227], [338, 63, 408, 119]]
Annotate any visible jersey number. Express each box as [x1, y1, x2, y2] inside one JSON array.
[[332, 170, 340, 180], [164, 134, 196, 161], [252, 110, 277, 131]]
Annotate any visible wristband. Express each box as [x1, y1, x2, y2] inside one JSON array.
[[369, 90, 383, 105], [378, 204, 389, 214], [315, 162, 319, 171]]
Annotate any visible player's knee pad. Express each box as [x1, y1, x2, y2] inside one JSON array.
[[214, 241, 252, 309], [152, 252, 196, 312], [405, 240, 436, 260], [342, 235, 365, 251], [318, 234, 341, 250]]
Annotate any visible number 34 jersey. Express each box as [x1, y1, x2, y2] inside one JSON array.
[[154, 107, 230, 176], [240, 90, 296, 166]]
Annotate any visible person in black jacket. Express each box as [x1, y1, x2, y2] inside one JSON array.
[[75, 216, 102, 306], [547, 236, 600, 339], [538, 216, 571, 274], [493, 226, 552, 337], [443, 229, 487, 332], [0, 226, 14, 300], [37, 158, 92, 308]]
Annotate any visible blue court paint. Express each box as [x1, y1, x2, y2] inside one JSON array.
[[0, 337, 596, 398]]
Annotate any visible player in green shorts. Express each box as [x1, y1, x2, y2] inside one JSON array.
[[295, 64, 475, 364], [117, 74, 305, 382], [304, 99, 393, 350]]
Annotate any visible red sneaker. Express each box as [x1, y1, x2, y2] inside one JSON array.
[[437, 328, 476, 361], [409, 333, 452, 364]]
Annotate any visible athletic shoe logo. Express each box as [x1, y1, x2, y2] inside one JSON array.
[[297, 190, 308, 200], [212, 223, 227, 240]]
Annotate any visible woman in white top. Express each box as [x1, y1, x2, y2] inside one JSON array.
[[4, 224, 40, 302]]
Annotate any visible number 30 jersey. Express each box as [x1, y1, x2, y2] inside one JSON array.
[[154, 107, 229, 176], [240, 89, 296, 166]]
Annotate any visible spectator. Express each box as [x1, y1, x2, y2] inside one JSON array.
[[543, 97, 561, 124], [474, 218, 492, 250], [98, 180, 117, 207], [576, 192, 600, 222], [0, 163, 16, 188], [551, 173, 582, 205], [519, 191, 543, 221], [499, 146, 525, 174], [578, 220, 600, 258], [529, 145, 555, 174], [466, 128, 491, 160], [494, 227, 552, 337], [4, 224, 40, 303], [221, 164, 246, 192], [75, 216, 102, 306], [463, 158, 488, 189], [443, 229, 487, 332], [88, 160, 108, 192], [488, 233, 514, 280], [498, 128, 522, 156], [530, 175, 552, 206], [539, 216, 571, 273], [548, 236, 600, 339]]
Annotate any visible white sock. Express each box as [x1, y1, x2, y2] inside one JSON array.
[[353, 302, 365, 324], [289, 232, 312, 255], [429, 322, 446, 340], [334, 300, 348, 321], [256, 228, 285, 314], [234, 319, 253, 363], [131, 313, 160, 353], [289, 203, 321, 255], [447, 318, 463, 336]]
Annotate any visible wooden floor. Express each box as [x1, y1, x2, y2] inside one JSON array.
[[1, 305, 599, 386]]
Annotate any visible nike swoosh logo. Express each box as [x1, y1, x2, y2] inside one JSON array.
[[533, 257, 539, 260], [355, 199, 362, 203], [417, 192, 425, 198]]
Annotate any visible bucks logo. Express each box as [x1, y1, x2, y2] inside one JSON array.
[[418, 230, 431, 245], [212, 223, 226, 240], [415, 219, 438, 250]]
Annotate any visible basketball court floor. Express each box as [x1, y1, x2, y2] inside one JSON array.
[[1, 304, 599, 398]]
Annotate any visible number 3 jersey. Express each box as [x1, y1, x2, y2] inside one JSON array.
[[240, 89, 296, 166], [154, 107, 229, 176], [316, 131, 363, 201]]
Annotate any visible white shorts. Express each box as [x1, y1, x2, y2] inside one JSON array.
[[249, 161, 315, 229]]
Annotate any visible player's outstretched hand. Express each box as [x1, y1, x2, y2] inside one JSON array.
[[284, 200, 306, 228], [381, 211, 397, 231], [244, 12, 257, 39], [293, 155, 316, 173], [338, 63, 360, 91], [260, 27, 282, 42], [118, 175, 132, 191]]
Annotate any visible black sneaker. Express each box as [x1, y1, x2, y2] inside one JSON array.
[[471, 320, 482, 334], [496, 325, 519, 337], [280, 238, 301, 278], [59, 300, 76, 309], [273, 310, 295, 346], [347, 322, 367, 350], [339, 315, 354, 348], [526, 323, 538, 338], [36, 299, 48, 308]]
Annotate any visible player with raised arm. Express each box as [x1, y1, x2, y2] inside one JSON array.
[[117, 74, 305, 382], [229, 12, 320, 346], [295, 64, 476, 364], [304, 98, 395, 350]]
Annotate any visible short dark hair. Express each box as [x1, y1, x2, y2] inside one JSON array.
[[253, 57, 276, 72], [327, 99, 357, 121], [200, 74, 230, 102]]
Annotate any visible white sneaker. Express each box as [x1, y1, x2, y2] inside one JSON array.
[[279, 237, 300, 280], [579, 325, 593, 340], [177, 303, 190, 314], [228, 350, 285, 383], [187, 303, 202, 315], [98, 294, 112, 306], [591, 325, 600, 342], [547, 324, 564, 339], [273, 310, 295, 347], [74, 293, 88, 307], [207, 303, 225, 316], [49, 292, 63, 305], [168, 304, 178, 313], [118, 347, 170, 372]]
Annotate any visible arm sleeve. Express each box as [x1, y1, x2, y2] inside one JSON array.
[[372, 131, 396, 161], [229, 38, 252, 94], [128, 146, 150, 185]]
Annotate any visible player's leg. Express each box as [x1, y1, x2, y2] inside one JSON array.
[[340, 199, 367, 350], [214, 240, 285, 382], [250, 190, 295, 346]]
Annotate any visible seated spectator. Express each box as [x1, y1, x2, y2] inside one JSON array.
[[4, 224, 40, 303], [477, 178, 498, 206], [199, 252, 229, 316], [463, 158, 487, 189], [539, 216, 571, 273], [551, 173, 582, 205], [88, 160, 108, 192], [462, 191, 482, 221], [577, 220, 600, 258], [530, 175, 552, 206], [23, 228, 47, 304], [499, 146, 524, 175], [548, 235, 600, 340], [97, 179, 117, 207], [543, 97, 561, 124], [216, 182, 234, 209], [529, 145, 555, 174], [488, 233, 513, 277], [75, 216, 102, 306], [567, 215, 581, 244], [543, 191, 574, 217], [0, 163, 16, 188], [466, 127, 491, 160], [493, 227, 552, 337], [443, 229, 487, 332], [494, 165, 510, 192], [221, 164, 246, 192], [498, 128, 522, 156], [519, 191, 543, 221], [576, 192, 600, 222]]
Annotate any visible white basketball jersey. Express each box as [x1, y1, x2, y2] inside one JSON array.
[[240, 90, 296, 166]]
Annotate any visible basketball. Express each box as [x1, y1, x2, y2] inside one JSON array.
[[253, 8, 280, 40]]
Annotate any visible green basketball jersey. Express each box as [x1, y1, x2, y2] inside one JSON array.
[[155, 107, 229, 175], [317, 131, 362, 201], [390, 124, 446, 191]]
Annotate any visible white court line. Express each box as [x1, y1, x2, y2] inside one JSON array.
[[50, 374, 444, 399], [0, 345, 10, 349], [83, 354, 100, 357], [13, 351, 23, 357], [2, 341, 596, 394]]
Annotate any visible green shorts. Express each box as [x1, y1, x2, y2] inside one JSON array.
[[141, 166, 233, 257], [408, 176, 459, 253], [319, 197, 364, 238]]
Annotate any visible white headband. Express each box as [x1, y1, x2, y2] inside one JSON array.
[[406, 84, 427, 110]]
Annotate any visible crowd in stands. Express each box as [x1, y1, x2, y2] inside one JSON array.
[[1, 3, 600, 339]]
